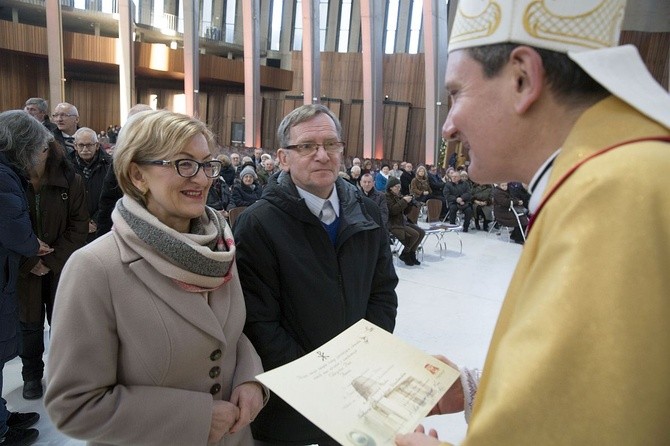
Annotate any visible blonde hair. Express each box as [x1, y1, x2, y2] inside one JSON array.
[[114, 110, 215, 205]]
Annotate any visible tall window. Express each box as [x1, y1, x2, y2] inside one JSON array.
[[293, 0, 303, 51], [269, 0, 283, 51], [408, 0, 423, 54], [319, 0, 328, 51], [385, 0, 399, 54], [225, 0, 236, 42], [337, 0, 352, 52]]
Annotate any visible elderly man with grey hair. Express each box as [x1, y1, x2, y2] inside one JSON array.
[[70, 127, 112, 242], [51, 102, 80, 154], [24, 97, 57, 132], [234, 104, 398, 445]]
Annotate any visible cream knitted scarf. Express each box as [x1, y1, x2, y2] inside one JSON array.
[[112, 196, 235, 291]]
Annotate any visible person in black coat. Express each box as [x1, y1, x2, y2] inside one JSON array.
[[0, 110, 54, 445], [444, 169, 473, 231], [233, 104, 397, 445], [400, 162, 415, 196], [70, 128, 113, 243], [231, 165, 262, 207]]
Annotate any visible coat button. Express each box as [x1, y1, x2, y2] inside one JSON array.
[[209, 366, 221, 378], [210, 349, 222, 361], [210, 383, 221, 395]]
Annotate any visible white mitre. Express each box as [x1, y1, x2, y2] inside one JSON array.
[[448, 0, 670, 129]]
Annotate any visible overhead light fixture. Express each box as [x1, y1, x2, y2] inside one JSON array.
[[170, 41, 178, 50]]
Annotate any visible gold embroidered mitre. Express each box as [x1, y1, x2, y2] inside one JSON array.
[[448, 0, 626, 54]]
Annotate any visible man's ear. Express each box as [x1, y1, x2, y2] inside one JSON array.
[[276, 148, 290, 170], [509, 46, 545, 114]]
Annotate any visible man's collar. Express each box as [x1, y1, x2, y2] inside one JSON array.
[[296, 185, 339, 219]]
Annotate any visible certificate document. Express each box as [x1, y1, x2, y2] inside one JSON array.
[[256, 319, 460, 446]]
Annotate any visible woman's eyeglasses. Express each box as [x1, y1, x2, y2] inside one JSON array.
[[138, 159, 223, 178]]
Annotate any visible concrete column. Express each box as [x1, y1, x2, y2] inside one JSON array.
[[302, 0, 320, 104], [243, 0, 262, 148], [46, 0, 65, 105], [118, 0, 135, 124], [183, 0, 200, 117], [360, 0, 384, 160], [423, 0, 448, 166]]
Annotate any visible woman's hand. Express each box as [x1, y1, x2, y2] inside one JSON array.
[[30, 259, 51, 277], [395, 424, 441, 446], [208, 401, 240, 444], [228, 382, 265, 434]]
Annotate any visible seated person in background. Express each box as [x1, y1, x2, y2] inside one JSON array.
[[256, 158, 276, 186], [508, 181, 531, 212], [389, 162, 402, 179], [347, 165, 362, 187], [375, 164, 390, 191], [236, 156, 255, 177], [400, 162, 414, 196], [360, 173, 389, 231], [410, 165, 432, 203], [492, 183, 527, 244], [444, 170, 473, 231], [428, 165, 448, 218], [471, 182, 493, 231], [206, 174, 232, 218], [218, 154, 237, 186], [386, 176, 425, 266], [231, 165, 262, 208]]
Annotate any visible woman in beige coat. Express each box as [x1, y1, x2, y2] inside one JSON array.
[[45, 110, 267, 446]]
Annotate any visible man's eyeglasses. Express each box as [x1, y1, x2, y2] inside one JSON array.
[[75, 143, 98, 149], [51, 113, 77, 119], [138, 159, 223, 178], [284, 141, 345, 157]]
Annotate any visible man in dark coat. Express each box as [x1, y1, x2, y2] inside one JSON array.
[[399, 162, 414, 196], [70, 127, 112, 243], [23, 97, 57, 133], [50, 102, 80, 155], [234, 104, 398, 445], [359, 172, 389, 230], [444, 169, 473, 231]]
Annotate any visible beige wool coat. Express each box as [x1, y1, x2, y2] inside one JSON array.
[[44, 230, 264, 446]]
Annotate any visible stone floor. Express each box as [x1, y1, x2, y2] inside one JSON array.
[[2, 227, 522, 445]]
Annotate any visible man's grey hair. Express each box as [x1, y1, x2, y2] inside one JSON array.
[[25, 97, 49, 113], [74, 127, 98, 141], [277, 104, 342, 148], [0, 110, 54, 172]]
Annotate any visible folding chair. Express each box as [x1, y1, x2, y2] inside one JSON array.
[[227, 206, 248, 229]]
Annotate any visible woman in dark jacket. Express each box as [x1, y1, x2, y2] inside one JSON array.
[[492, 183, 528, 244], [18, 139, 89, 400], [0, 110, 54, 444], [231, 165, 262, 207]]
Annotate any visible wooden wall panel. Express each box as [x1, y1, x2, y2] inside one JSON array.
[[620, 31, 669, 89], [0, 21, 48, 55], [68, 80, 120, 131], [0, 51, 50, 112]]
